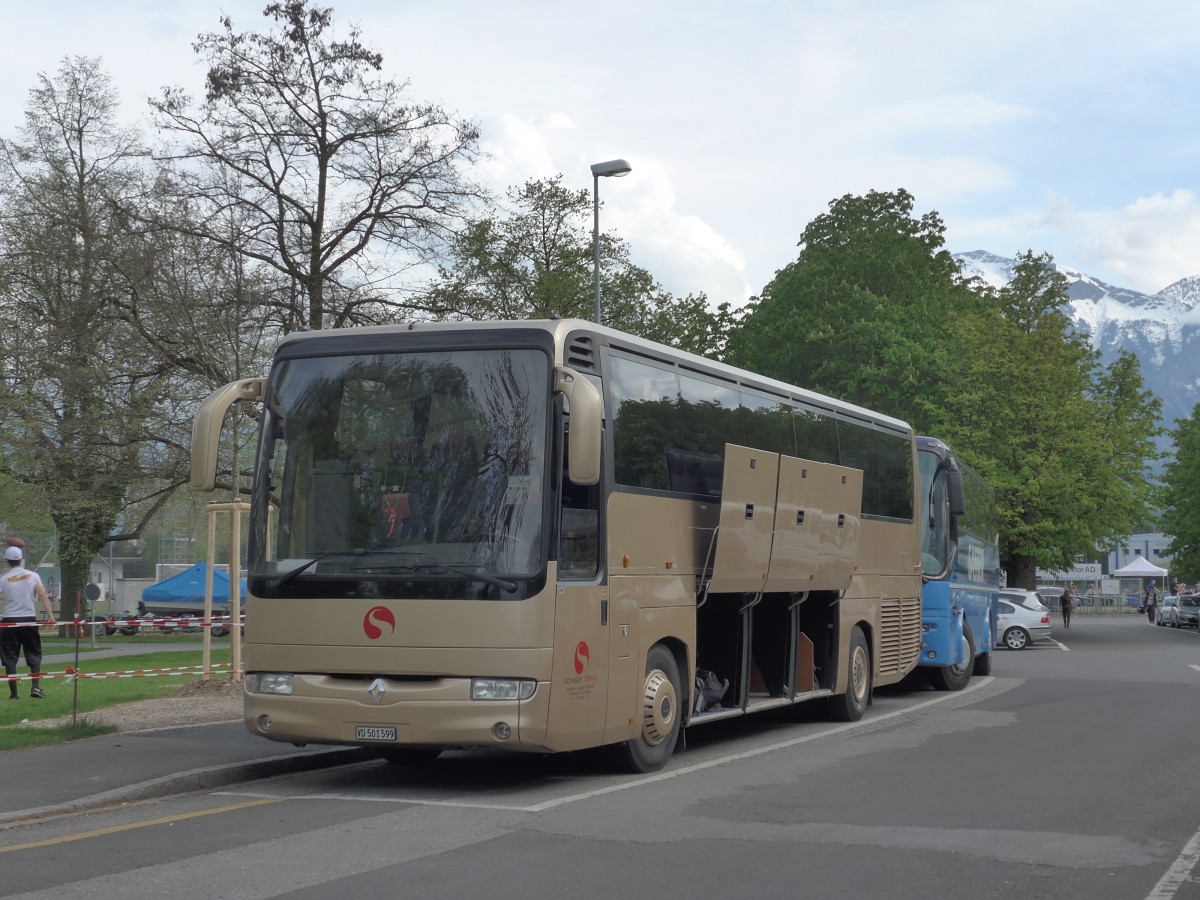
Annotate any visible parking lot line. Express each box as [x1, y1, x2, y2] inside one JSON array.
[[1145, 821, 1200, 899]]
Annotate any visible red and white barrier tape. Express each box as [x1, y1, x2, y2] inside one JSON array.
[[4, 663, 239, 683], [0, 616, 242, 629]]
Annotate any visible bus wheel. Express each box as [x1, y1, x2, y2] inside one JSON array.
[[378, 748, 441, 766], [973, 649, 992, 676], [619, 644, 682, 773], [930, 622, 974, 691], [829, 626, 870, 722]]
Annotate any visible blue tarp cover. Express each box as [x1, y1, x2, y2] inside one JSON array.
[[141, 562, 247, 605]]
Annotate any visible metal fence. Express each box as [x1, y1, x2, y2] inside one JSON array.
[[1061, 593, 1142, 615]]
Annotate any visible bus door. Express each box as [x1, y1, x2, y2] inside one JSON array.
[[546, 429, 610, 751]]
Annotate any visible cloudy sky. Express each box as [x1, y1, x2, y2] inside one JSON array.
[[2, 0, 1198, 307]]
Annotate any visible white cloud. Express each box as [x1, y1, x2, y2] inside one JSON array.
[[949, 191, 1200, 295], [3, 0, 1199, 308], [475, 113, 561, 188], [473, 120, 752, 307], [1079, 191, 1200, 293], [613, 160, 750, 306]]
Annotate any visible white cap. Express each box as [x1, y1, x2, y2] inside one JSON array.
[[4, 546, 23, 561]]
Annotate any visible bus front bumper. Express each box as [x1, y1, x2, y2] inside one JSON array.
[[243, 674, 552, 751]]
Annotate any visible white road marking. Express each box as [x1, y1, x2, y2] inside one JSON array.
[[1146, 823, 1200, 899], [524, 678, 1003, 812], [220, 677, 1007, 814]]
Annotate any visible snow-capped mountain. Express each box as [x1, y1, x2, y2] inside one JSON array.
[[954, 250, 1200, 453]]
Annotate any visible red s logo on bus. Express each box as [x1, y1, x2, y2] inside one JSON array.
[[363, 606, 396, 640], [574, 641, 590, 675]]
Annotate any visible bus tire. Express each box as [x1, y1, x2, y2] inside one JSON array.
[[829, 626, 870, 722], [929, 621, 974, 691], [973, 649, 992, 676], [618, 644, 682, 774]]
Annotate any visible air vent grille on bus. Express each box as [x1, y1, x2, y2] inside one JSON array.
[[877, 597, 922, 676], [566, 336, 596, 372]]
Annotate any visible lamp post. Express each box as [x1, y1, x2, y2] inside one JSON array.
[[590, 158, 631, 324]]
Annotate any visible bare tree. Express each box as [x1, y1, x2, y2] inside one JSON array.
[[150, 1, 484, 331], [0, 57, 185, 617]]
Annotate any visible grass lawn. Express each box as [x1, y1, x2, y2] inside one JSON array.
[[1, 648, 235, 750]]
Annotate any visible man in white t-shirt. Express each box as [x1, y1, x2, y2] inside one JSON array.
[[0, 544, 56, 700]]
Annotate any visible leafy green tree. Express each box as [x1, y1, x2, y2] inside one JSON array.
[[723, 189, 974, 425], [1160, 407, 1200, 580], [424, 175, 734, 356], [933, 251, 1161, 587], [151, 1, 483, 331], [722, 189, 1161, 589]]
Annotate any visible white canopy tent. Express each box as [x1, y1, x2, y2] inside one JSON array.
[[1111, 557, 1168, 578]]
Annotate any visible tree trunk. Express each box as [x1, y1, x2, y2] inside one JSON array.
[[51, 504, 111, 635], [1006, 554, 1039, 590]]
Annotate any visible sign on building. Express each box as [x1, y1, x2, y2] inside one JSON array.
[[1037, 562, 1101, 582]]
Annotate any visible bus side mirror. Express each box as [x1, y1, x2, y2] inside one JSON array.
[[947, 466, 966, 518], [190, 377, 265, 492], [554, 366, 601, 486]]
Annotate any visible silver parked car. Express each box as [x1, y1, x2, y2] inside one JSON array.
[[1038, 586, 1065, 607], [1157, 593, 1200, 628], [1155, 594, 1179, 627], [1178, 594, 1200, 628], [1000, 588, 1051, 613], [996, 598, 1053, 649]]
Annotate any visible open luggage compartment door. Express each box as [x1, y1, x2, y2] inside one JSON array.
[[765, 456, 862, 593], [707, 444, 779, 594]]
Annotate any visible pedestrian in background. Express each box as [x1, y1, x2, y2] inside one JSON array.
[[1060, 586, 1074, 629], [0, 544, 56, 700], [1144, 581, 1159, 624]]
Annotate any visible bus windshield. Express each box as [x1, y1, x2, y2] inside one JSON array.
[[918, 448, 949, 576], [249, 347, 550, 599]]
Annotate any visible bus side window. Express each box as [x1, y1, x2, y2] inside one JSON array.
[[559, 430, 600, 579]]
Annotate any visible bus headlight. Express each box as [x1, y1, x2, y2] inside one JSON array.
[[246, 673, 293, 696], [470, 678, 536, 701]]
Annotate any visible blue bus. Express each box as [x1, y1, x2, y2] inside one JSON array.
[[916, 436, 1001, 689]]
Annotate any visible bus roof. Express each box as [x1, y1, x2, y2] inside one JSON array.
[[276, 318, 913, 435]]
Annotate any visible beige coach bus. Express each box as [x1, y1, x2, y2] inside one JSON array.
[[190, 319, 921, 772]]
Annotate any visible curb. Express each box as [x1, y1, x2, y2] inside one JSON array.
[[0, 746, 376, 825]]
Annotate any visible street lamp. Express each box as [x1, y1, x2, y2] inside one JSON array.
[[590, 158, 632, 324]]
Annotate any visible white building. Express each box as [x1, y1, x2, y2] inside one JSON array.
[[1106, 532, 1174, 575]]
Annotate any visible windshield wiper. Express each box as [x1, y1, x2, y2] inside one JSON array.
[[432, 563, 518, 592], [268, 548, 368, 590], [368, 560, 518, 593]]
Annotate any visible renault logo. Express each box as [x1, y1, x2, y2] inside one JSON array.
[[368, 678, 386, 704]]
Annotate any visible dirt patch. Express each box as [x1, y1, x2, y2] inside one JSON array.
[[11, 677, 245, 732]]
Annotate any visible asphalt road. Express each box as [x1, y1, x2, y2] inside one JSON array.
[[2, 614, 1198, 900]]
